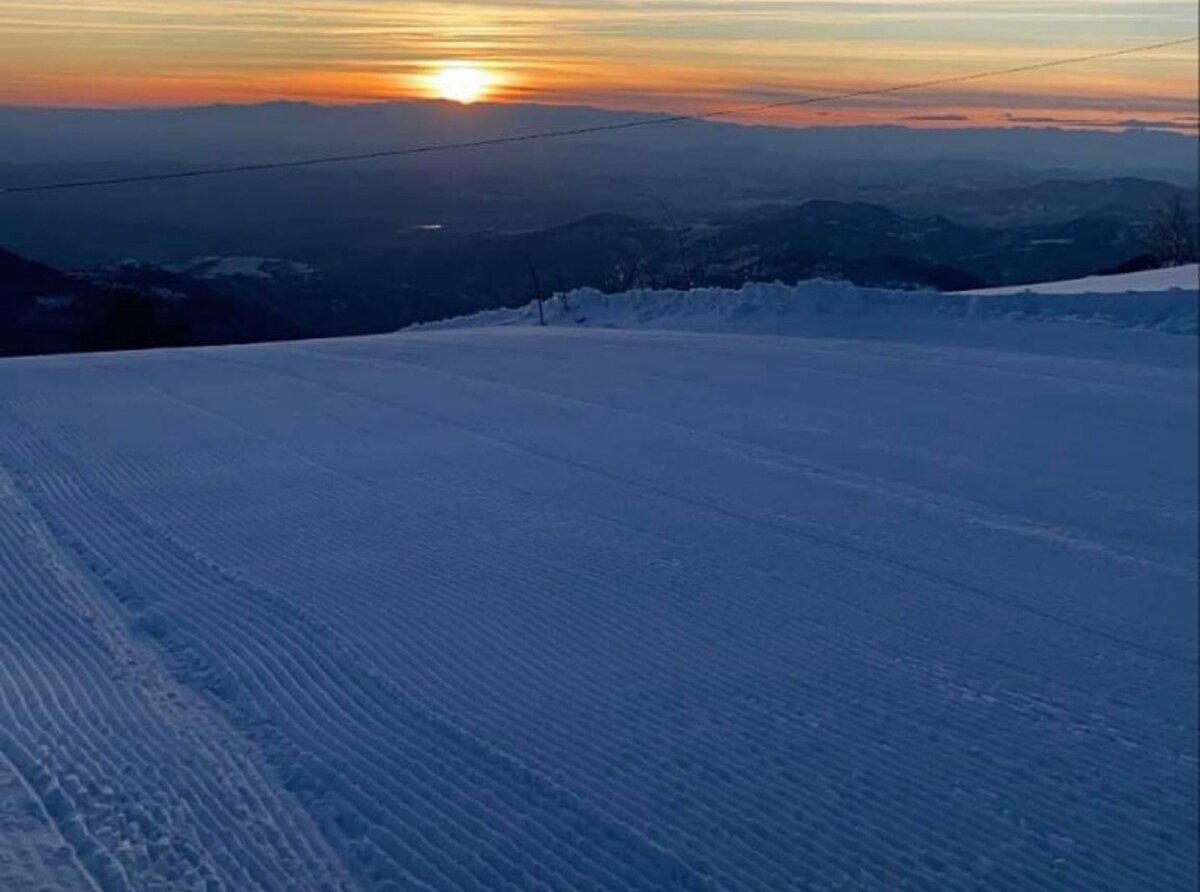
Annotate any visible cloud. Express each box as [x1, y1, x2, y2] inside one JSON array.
[[901, 114, 969, 122], [1002, 112, 1198, 131], [1, 0, 1195, 122]]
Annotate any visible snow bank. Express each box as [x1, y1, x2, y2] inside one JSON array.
[[961, 263, 1199, 296], [421, 275, 1199, 338]]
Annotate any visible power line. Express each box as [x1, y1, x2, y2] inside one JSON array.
[[3, 35, 1196, 196]]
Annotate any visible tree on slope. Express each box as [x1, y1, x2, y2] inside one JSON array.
[[1150, 196, 1199, 267]]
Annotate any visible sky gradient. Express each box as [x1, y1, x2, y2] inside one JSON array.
[[1, 1, 1197, 129]]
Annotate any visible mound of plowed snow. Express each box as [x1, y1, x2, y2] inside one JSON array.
[[419, 277, 1198, 366], [422, 276, 1198, 337]]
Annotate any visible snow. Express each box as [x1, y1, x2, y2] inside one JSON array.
[[960, 263, 1199, 295], [421, 278, 1199, 358], [0, 283, 1196, 891], [165, 255, 316, 281]]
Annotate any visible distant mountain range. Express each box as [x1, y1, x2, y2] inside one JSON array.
[[3, 99, 1194, 359], [3, 180, 1195, 356], [0, 248, 301, 356], [2, 101, 1196, 173], [2, 102, 1197, 272]]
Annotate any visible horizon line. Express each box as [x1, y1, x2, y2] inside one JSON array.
[[2, 96, 1197, 137]]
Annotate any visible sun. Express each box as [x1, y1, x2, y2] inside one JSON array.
[[431, 65, 494, 104]]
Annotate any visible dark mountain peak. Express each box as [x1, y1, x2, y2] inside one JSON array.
[[544, 212, 661, 236], [0, 246, 302, 357], [1007, 177, 1188, 204], [0, 247, 77, 297], [790, 200, 908, 225]]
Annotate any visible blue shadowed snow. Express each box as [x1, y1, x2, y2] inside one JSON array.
[[0, 279, 1196, 891]]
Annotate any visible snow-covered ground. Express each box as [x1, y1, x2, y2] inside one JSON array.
[[421, 276, 1199, 350], [960, 263, 1198, 295], [0, 282, 1196, 891], [164, 255, 317, 281]]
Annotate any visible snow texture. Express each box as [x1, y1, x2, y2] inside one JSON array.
[[421, 277, 1199, 346], [960, 263, 1199, 296], [0, 281, 1196, 891]]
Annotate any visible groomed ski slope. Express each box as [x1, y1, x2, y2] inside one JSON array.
[[960, 263, 1198, 296], [0, 279, 1196, 892]]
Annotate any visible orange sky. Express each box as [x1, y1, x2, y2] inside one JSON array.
[[1, 1, 1196, 130]]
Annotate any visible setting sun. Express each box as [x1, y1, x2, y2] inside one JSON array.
[[431, 65, 493, 104]]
